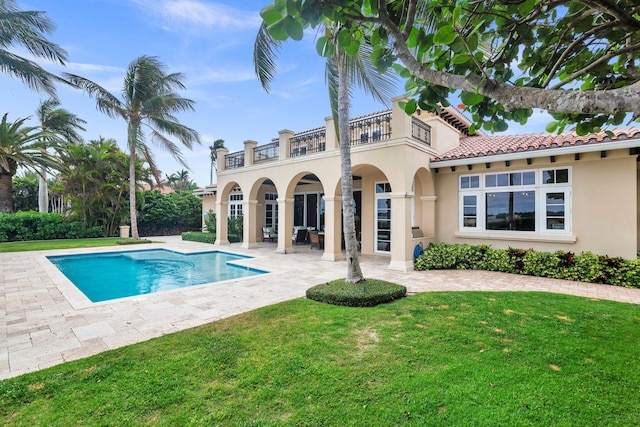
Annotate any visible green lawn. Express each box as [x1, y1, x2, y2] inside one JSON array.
[[1, 292, 639, 425], [0, 238, 148, 252]]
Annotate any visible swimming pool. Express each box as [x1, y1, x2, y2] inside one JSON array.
[[47, 249, 267, 303]]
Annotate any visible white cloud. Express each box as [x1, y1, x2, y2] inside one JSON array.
[[131, 0, 262, 33]]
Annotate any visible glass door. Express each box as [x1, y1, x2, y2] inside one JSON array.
[[375, 183, 391, 253]]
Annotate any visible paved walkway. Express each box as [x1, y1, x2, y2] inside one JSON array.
[[2, 236, 639, 380]]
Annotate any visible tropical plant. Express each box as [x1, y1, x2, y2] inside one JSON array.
[[209, 138, 225, 185], [35, 98, 86, 213], [165, 169, 197, 192], [59, 137, 147, 236], [255, 20, 396, 283], [64, 55, 201, 239], [0, 113, 58, 213], [0, 0, 67, 96], [12, 171, 38, 211], [258, 0, 640, 135]]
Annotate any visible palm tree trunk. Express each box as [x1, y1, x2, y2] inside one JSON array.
[[38, 166, 48, 213], [0, 171, 13, 213], [337, 53, 364, 283], [128, 123, 140, 239]]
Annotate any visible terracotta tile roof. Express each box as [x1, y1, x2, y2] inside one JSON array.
[[432, 127, 640, 163]]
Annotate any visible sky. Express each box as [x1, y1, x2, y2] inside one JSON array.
[[2, 0, 552, 188]]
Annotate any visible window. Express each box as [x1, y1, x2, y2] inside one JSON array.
[[459, 168, 571, 234], [228, 193, 243, 218], [265, 193, 278, 229], [375, 182, 391, 253]]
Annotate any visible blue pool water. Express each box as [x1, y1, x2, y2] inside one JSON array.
[[47, 249, 266, 302]]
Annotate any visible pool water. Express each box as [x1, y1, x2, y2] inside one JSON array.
[[47, 249, 266, 302]]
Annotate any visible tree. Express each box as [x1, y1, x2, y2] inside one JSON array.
[[59, 137, 148, 236], [35, 98, 86, 213], [64, 55, 201, 239], [12, 171, 38, 211], [0, 0, 67, 97], [165, 169, 197, 192], [0, 113, 57, 212], [255, 20, 396, 283], [259, 0, 640, 134], [209, 138, 225, 185]]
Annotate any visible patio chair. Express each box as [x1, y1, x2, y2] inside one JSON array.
[[262, 226, 277, 242], [309, 230, 321, 249], [292, 226, 308, 245]]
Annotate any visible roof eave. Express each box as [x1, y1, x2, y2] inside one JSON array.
[[430, 137, 640, 168]]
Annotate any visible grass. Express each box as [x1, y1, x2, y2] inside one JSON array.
[[0, 238, 151, 252], [1, 292, 639, 425]]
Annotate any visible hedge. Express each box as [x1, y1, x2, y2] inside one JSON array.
[[415, 243, 640, 289], [182, 231, 216, 244], [0, 212, 104, 243]]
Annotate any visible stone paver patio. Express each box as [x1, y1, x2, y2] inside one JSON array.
[[2, 236, 639, 380]]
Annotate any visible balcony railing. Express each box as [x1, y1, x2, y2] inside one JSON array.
[[349, 111, 392, 146], [290, 127, 326, 157], [254, 141, 279, 163], [225, 150, 244, 169], [411, 117, 431, 146]]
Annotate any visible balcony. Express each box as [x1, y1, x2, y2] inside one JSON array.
[[220, 99, 442, 171]]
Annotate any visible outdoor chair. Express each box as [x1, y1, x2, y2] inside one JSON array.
[[309, 230, 321, 249], [292, 227, 308, 245], [262, 226, 277, 242]]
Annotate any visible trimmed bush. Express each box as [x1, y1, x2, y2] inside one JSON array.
[[306, 279, 407, 307], [182, 231, 216, 244], [415, 243, 640, 289], [116, 239, 153, 245], [0, 212, 104, 243]]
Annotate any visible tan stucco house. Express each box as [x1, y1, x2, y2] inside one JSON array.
[[206, 97, 640, 271]]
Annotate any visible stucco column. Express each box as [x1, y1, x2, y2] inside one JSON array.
[[391, 96, 412, 139], [278, 130, 294, 160], [389, 192, 414, 271], [243, 140, 258, 167], [322, 195, 345, 261], [276, 197, 293, 254], [241, 199, 258, 249], [324, 116, 338, 151], [214, 200, 229, 246], [217, 147, 229, 172]]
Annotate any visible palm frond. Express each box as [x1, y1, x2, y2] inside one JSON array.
[[0, 50, 61, 96], [63, 73, 122, 118], [253, 21, 282, 92]]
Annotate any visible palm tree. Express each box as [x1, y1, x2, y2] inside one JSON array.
[[0, 113, 58, 212], [209, 138, 225, 185], [64, 55, 201, 239], [254, 22, 396, 283], [35, 98, 86, 213], [0, 0, 68, 97]]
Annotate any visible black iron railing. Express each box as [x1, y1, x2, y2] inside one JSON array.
[[290, 127, 326, 157], [411, 117, 432, 146], [225, 151, 244, 169], [253, 142, 279, 163], [349, 111, 392, 146]]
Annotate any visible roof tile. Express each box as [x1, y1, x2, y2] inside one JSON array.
[[432, 127, 640, 162]]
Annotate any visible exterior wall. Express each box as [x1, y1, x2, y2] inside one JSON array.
[[434, 149, 638, 258], [200, 194, 217, 228]]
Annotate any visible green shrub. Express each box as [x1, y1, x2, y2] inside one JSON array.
[[204, 212, 216, 233], [415, 243, 640, 289], [137, 191, 202, 236], [0, 212, 104, 243], [182, 231, 216, 244], [306, 279, 406, 307]]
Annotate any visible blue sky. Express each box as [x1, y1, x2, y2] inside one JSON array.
[[3, 0, 551, 187]]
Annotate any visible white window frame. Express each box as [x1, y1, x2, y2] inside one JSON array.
[[458, 167, 572, 235], [375, 182, 392, 254], [228, 193, 243, 218]]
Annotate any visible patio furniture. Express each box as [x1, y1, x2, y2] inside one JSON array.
[[262, 226, 277, 242], [292, 226, 308, 245], [309, 230, 322, 249]]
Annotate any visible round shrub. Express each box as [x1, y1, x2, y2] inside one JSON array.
[[306, 279, 406, 307]]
